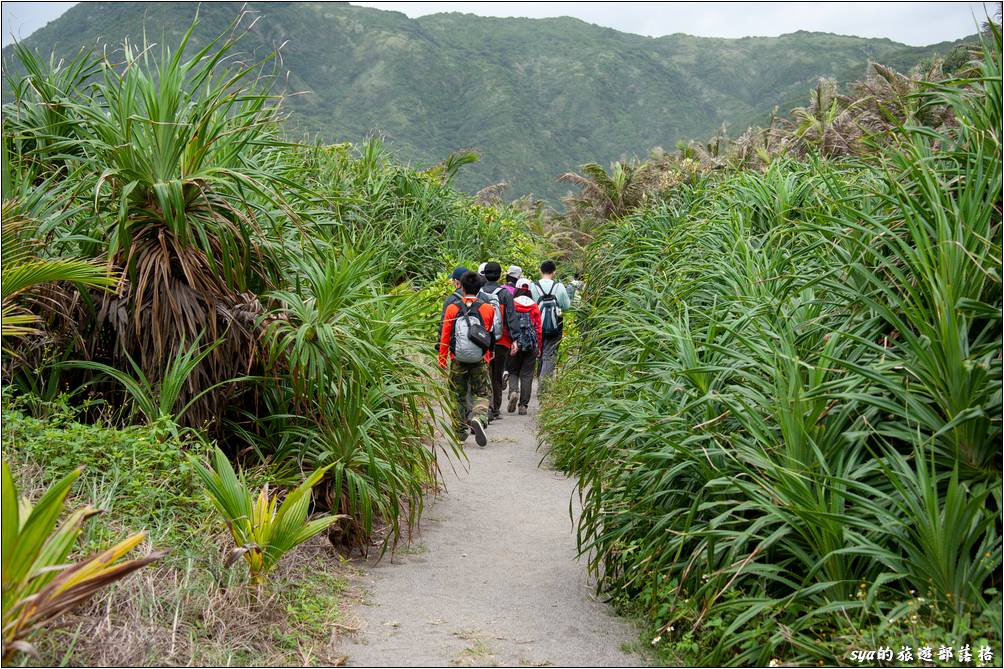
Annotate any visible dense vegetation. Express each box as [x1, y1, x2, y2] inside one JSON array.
[[1, 16, 538, 663], [540, 26, 1002, 666], [1, 1, 975, 201], [2, 5, 1000, 667]]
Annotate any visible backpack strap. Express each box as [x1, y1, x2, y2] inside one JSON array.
[[449, 300, 466, 353], [444, 292, 464, 352], [460, 299, 486, 326], [534, 281, 555, 302]]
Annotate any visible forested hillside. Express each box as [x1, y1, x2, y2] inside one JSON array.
[[1, 1, 972, 200]]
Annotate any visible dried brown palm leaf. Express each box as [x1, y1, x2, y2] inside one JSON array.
[[473, 181, 509, 205]]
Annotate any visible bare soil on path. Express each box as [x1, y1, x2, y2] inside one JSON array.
[[342, 398, 644, 667]]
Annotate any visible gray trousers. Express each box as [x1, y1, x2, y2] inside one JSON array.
[[537, 333, 562, 379], [507, 349, 537, 408]]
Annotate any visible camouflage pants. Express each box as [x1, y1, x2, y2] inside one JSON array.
[[450, 360, 490, 439]]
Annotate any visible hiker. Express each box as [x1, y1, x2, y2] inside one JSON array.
[[567, 274, 585, 309], [504, 265, 522, 296], [478, 262, 519, 422], [437, 266, 470, 351], [530, 260, 571, 381], [438, 270, 495, 447], [499, 265, 523, 390], [507, 278, 543, 415]]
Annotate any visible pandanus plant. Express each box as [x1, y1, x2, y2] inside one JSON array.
[[0, 154, 116, 340], [1, 213, 114, 339], [2, 463, 163, 660], [192, 446, 345, 585], [2, 11, 300, 429]]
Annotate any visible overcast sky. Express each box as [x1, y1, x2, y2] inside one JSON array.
[[1, 1, 996, 48]]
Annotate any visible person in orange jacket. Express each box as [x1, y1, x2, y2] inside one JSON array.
[[506, 278, 543, 415], [439, 271, 495, 446]]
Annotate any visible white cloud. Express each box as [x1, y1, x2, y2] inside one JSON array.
[[1, 1, 995, 48], [1, 2, 77, 47], [353, 1, 992, 45]]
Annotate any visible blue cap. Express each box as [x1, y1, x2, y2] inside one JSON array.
[[450, 266, 469, 281]]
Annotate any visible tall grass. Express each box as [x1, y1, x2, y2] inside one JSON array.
[[541, 33, 1001, 665]]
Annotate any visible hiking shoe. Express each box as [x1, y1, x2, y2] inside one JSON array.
[[518, 406, 528, 416], [493, 408, 503, 421], [469, 418, 488, 447], [507, 391, 518, 413], [502, 370, 510, 389]]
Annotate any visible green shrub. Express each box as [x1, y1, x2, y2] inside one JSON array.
[[2, 402, 210, 550]]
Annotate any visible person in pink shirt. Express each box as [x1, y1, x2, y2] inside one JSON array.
[[503, 265, 522, 296]]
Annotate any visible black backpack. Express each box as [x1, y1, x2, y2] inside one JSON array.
[[515, 309, 538, 354]]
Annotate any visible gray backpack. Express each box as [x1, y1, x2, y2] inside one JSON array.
[[452, 300, 491, 363], [477, 285, 505, 341]]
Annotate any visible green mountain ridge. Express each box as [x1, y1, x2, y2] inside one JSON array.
[[1, 2, 974, 200]]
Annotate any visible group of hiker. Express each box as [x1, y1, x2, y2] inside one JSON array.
[[437, 260, 572, 447]]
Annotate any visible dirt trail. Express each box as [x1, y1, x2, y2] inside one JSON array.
[[342, 397, 643, 667]]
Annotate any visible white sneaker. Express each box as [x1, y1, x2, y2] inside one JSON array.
[[469, 418, 487, 447]]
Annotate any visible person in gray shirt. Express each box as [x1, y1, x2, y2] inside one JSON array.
[[530, 260, 572, 384]]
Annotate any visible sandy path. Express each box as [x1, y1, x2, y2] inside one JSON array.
[[342, 398, 643, 667]]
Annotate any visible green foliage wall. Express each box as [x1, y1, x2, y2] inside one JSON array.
[[540, 39, 1003, 665]]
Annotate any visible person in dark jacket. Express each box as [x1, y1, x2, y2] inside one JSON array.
[[479, 262, 519, 421]]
